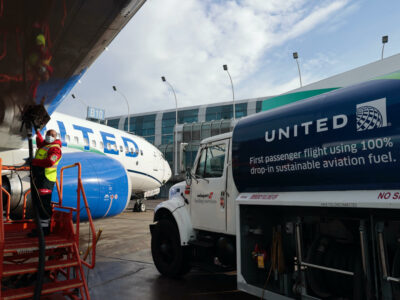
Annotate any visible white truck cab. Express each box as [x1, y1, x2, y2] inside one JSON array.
[[150, 132, 238, 277]]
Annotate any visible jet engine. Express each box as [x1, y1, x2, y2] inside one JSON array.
[[2, 152, 131, 221]]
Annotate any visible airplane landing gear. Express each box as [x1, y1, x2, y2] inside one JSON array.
[[133, 199, 146, 212]]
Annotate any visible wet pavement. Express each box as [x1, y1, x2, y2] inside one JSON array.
[[79, 199, 256, 300]]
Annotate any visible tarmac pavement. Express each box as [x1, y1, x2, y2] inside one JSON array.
[[79, 199, 256, 300]]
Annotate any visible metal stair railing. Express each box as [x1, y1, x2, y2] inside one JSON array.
[[54, 162, 97, 269], [0, 160, 96, 299]]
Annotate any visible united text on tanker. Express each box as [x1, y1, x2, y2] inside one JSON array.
[[265, 115, 348, 142]]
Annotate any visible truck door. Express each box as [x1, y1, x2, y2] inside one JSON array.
[[190, 139, 228, 233]]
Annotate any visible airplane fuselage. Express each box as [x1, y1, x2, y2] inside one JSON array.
[[45, 112, 172, 195], [2, 112, 171, 196]]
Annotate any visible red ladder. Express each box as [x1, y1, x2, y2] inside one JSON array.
[[0, 160, 97, 299]]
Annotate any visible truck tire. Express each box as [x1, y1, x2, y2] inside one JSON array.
[[151, 219, 191, 277]]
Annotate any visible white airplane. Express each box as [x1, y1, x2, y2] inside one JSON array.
[[51, 112, 171, 196], [1, 112, 172, 213]]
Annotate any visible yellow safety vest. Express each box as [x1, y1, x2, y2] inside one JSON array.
[[34, 144, 62, 182]]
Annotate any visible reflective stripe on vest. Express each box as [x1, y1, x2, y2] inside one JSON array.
[[34, 144, 62, 182]]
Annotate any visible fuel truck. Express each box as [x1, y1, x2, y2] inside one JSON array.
[[150, 71, 400, 299]]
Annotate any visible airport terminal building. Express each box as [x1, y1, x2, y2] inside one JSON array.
[[105, 96, 270, 183], [105, 53, 400, 191]]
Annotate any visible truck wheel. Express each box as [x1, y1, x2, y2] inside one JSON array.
[[139, 203, 146, 212], [151, 219, 191, 277]]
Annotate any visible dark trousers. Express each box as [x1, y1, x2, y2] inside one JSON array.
[[32, 166, 55, 220]]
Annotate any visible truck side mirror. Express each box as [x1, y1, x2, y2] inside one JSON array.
[[180, 143, 188, 173], [185, 167, 192, 186]]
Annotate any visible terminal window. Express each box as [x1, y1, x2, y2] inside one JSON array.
[[145, 136, 155, 144], [205, 103, 247, 121], [162, 134, 173, 145], [235, 103, 247, 118], [256, 101, 263, 113], [179, 109, 198, 123], [129, 115, 156, 136], [162, 112, 176, 135], [206, 105, 233, 121], [107, 118, 120, 129]]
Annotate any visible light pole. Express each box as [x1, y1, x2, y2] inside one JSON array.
[[161, 76, 179, 176], [293, 52, 302, 87], [381, 35, 388, 60], [223, 64, 235, 120], [112, 86, 130, 133]]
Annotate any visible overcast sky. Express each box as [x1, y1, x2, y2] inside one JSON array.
[[56, 0, 400, 119]]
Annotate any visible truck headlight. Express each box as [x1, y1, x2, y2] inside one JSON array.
[[169, 187, 181, 199]]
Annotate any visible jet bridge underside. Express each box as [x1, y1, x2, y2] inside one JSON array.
[[0, 0, 146, 150]]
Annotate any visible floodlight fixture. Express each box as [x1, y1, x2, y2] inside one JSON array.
[[222, 64, 235, 120], [293, 52, 302, 87], [112, 85, 130, 133], [161, 76, 179, 176], [382, 35, 389, 60]]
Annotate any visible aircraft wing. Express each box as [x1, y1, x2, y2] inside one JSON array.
[[0, 0, 146, 151]]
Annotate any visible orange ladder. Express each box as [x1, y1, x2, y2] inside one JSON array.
[[0, 159, 97, 299]]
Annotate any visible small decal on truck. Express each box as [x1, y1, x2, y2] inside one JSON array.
[[378, 192, 400, 200], [250, 194, 278, 200]]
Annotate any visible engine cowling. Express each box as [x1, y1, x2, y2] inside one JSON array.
[[53, 152, 131, 220]]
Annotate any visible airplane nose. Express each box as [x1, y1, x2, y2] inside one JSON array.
[[164, 160, 172, 183]]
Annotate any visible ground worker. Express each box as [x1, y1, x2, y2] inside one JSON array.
[[29, 129, 62, 236], [27, 24, 53, 100]]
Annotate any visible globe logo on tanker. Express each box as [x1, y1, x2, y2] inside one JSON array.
[[356, 106, 383, 130], [356, 98, 388, 131]]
